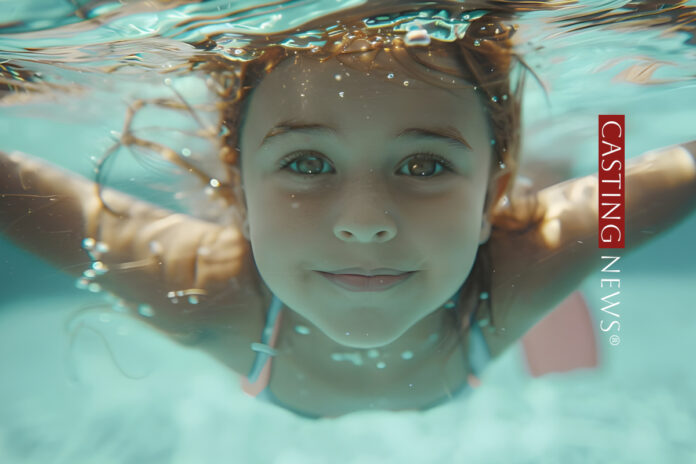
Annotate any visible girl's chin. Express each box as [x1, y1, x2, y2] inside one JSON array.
[[320, 325, 405, 349]]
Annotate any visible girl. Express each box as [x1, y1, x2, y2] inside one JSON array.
[[1, 5, 695, 419]]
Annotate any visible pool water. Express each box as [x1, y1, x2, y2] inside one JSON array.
[[1, 1, 695, 462]]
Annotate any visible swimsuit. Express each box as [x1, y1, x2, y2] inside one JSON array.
[[240, 289, 491, 419]]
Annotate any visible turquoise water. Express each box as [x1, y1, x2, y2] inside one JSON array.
[[1, 1, 696, 462]]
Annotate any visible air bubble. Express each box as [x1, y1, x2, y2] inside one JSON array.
[[294, 325, 311, 335], [338, 91, 344, 98], [95, 242, 109, 254], [138, 304, 155, 317], [473, 39, 481, 47], [150, 241, 163, 255], [92, 261, 108, 275], [401, 351, 413, 360], [82, 237, 96, 250], [334, 73, 342, 81], [209, 178, 220, 188], [182, 148, 192, 157], [403, 80, 409, 87], [479, 292, 489, 300], [376, 361, 386, 369], [112, 300, 128, 313], [367, 349, 379, 359], [87, 282, 102, 293], [491, 96, 499, 103], [188, 295, 199, 305], [387, 73, 394, 79]]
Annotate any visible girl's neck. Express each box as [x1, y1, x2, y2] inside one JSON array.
[[273, 293, 466, 384]]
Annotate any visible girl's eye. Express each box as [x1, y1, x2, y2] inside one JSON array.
[[398, 153, 453, 177], [278, 151, 453, 177], [279, 152, 334, 176]]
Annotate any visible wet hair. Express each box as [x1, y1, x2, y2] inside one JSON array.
[[191, 7, 546, 333], [197, 9, 522, 212]]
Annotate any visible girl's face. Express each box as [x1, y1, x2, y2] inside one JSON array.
[[240, 53, 496, 348]]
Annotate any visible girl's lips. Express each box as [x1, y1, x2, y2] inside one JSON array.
[[317, 271, 416, 292]]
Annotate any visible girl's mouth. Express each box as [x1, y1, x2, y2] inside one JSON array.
[[316, 271, 416, 292]]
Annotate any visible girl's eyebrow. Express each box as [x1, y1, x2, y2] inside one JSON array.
[[259, 120, 333, 148], [397, 127, 473, 151], [259, 120, 472, 151]]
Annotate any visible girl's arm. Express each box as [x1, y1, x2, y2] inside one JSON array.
[[484, 141, 696, 357], [0, 150, 259, 333]]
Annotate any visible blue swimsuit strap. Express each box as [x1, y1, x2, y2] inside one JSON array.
[[246, 294, 283, 383], [467, 309, 491, 376]]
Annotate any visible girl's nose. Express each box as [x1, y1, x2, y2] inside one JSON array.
[[332, 174, 397, 243], [334, 222, 396, 243], [333, 206, 397, 243]]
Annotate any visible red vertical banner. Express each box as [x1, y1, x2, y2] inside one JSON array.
[[598, 115, 625, 249]]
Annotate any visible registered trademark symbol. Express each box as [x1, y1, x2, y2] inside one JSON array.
[[609, 334, 620, 346]]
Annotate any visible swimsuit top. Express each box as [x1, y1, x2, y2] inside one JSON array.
[[240, 289, 491, 419]]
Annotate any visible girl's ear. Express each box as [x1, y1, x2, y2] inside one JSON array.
[[479, 170, 513, 244]]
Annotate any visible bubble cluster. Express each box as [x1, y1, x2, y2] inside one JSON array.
[[76, 237, 111, 293], [331, 352, 363, 366]]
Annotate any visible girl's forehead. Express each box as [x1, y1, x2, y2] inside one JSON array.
[[241, 55, 491, 156], [250, 54, 483, 121]]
